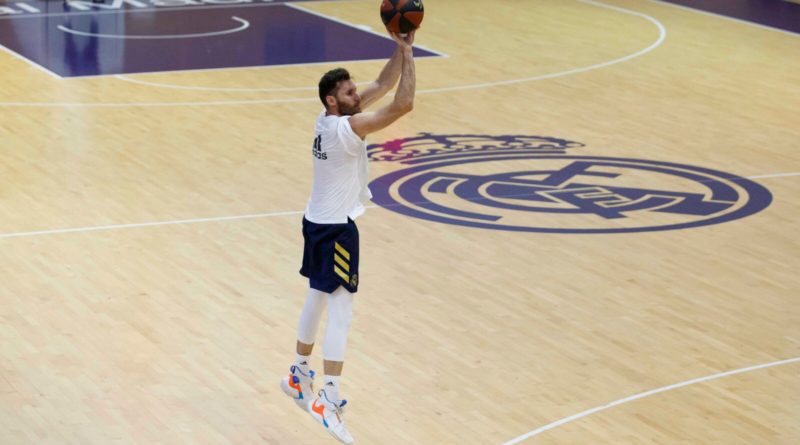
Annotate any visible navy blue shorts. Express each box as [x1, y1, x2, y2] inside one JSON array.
[[300, 217, 359, 293]]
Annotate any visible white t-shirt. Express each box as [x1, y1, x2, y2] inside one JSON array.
[[304, 111, 372, 224]]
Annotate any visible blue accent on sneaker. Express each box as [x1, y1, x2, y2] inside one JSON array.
[[290, 365, 314, 379]]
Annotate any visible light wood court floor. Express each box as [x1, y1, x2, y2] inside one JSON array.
[[0, 0, 798, 443]]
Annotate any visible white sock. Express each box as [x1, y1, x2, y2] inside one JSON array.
[[295, 353, 311, 376], [323, 375, 341, 401]]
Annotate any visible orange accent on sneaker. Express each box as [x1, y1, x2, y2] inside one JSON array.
[[311, 399, 326, 418], [288, 375, 301, 393]]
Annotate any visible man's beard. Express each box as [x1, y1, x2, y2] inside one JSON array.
[[339, 103, 361, 116]]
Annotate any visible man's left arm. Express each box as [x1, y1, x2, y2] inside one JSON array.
[[359, 40, 405, 109]]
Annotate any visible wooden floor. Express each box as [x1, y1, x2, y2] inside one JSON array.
[[1, 0, 798, 443]]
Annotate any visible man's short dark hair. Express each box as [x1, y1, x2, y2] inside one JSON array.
[[318, 68, 351, 107]]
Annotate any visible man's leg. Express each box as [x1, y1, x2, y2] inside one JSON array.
[[296, 287, 328, 360], [309, 286, 354, 444], [321, 286, 353, 400], [281, 287, 327, 409]]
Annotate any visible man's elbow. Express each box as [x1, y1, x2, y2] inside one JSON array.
[[389, 98, 414, 115], [399, 100, 414, 114]]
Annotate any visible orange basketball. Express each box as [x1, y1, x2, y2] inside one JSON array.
[[380, 0, 424, 34]]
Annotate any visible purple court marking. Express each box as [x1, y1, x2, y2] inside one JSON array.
[[0, 0, 441, 77], [656, 0, 800, 35], [367, 134, 773, 234]]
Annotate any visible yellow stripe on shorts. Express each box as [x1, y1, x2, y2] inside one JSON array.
[[334, 265, 349, 282], [334, 242, 350, 260], [334, 253, 350, 272]]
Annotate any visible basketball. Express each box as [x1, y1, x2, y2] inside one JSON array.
[[380, 0, 424, 34]]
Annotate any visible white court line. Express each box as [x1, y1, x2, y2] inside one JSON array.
[[747, 172, 800, 179], [647, 0, 800, 37], [417, 0, 666, 94], [0, 97, 318, 108], [0, 0, 665, 107], [0, 210, 307, 239], [58, 16, 250, 40], [502, 357, 800, 445], [0, 172, 794, 240]]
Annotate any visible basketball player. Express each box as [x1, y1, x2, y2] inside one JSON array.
[[280, 30, 417, 444]]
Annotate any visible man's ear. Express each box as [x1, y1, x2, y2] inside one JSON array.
[[325, 95, 337, 110]]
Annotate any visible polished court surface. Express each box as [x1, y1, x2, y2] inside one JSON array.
[[0, 0, 798, 444]]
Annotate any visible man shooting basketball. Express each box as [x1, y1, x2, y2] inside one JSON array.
[[280, 30, 417, 444]]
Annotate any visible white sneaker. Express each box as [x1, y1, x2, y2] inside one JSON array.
[[308, 389, 354, 444], [279, 365, 315, 411]]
